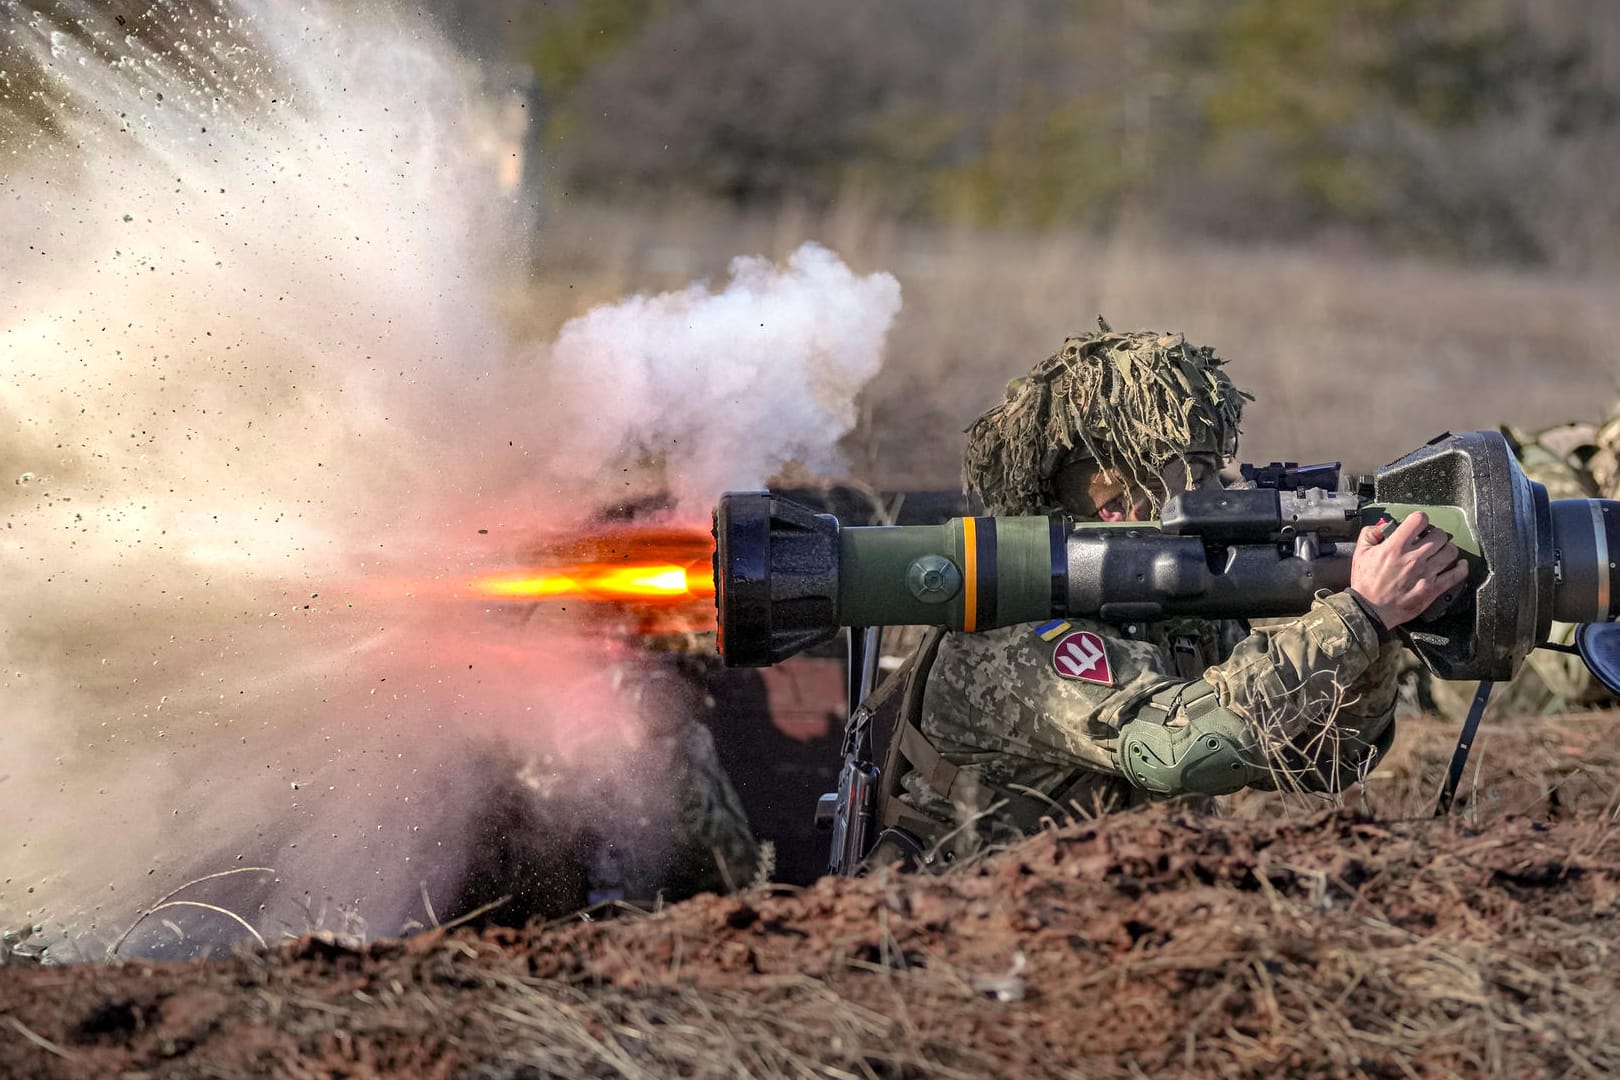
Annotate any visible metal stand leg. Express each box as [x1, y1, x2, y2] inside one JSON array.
[[1434, 680, 1494, 817]]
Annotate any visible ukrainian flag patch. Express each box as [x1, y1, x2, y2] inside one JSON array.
[[1034, 619, 1072, 642]]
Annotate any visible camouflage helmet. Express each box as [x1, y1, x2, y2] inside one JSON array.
[[963, 319, 1251, 516]]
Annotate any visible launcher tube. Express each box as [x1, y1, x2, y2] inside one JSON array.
[[837, 517, 1060, 630], [834, 517, 1355, 632], [715, 431, 1620, 681]]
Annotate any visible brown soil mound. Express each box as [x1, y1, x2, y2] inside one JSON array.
[[4, 711, 1620, 1079]]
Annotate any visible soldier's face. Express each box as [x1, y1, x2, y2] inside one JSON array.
[[1061, 454, 1219, 521]]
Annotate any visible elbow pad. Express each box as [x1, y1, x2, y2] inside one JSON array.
[[1117, 682, 1268, 797]]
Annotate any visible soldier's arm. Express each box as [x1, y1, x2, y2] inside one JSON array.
[[1119, 511, 1467, 797], [1115, 592, 1397, 797], [920, 602, 1394, 800]]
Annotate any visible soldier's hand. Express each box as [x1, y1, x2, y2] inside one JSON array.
[[1349, 511, 1469, 630]]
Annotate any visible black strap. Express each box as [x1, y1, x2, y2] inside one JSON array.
[[1435, 681, 1493, 816]]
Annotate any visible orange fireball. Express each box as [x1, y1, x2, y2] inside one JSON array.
[[472, 523, 717, 635], [474, 562, 712, 602]]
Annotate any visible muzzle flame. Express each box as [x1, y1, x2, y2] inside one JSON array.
[[476, 564, 710, 601], [471, 524, 716, 635]]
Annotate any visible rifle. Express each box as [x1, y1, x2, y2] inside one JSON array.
[[712, 430, 1620, 871], [810, 626, 881, 877]]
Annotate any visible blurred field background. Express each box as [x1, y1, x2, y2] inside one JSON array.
[[419, 0, 1620, 488], [7, 1, 1617, 482]]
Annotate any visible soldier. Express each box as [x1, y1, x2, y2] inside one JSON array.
[[866, 322, 1467, 867]]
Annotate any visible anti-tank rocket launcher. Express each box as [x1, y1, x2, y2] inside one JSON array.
[[713, 430, 1620, 871], [714, 430, 1620, 684]]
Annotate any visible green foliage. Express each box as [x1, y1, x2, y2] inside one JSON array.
[[1202, 0, 1463, 219], [530, 0, 674, 99], [521, 0, 1620, 265], [528, 0, 682, 142], [927, 93, 1136, 228], [1195, 0, 1610, 239]]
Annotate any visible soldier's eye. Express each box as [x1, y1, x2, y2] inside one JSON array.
[[1188, 458, 1219, 487]]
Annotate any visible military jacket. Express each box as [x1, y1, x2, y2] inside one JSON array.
[[897, 593, 1402, 851]]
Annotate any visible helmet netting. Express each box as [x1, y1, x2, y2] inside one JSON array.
[[963, 321, 1251, 515]]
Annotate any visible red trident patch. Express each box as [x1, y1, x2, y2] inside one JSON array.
[[1052, 630, 1113, 686]]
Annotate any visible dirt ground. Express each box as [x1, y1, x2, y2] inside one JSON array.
[[3, 710, 1620, 1079]]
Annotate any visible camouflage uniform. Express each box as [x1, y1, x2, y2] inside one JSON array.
[[873, 324, 1401, 864], [901, 604, 1401, 854], [1589, 403, 1620, 501]]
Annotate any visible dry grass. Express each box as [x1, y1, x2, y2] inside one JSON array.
[[1318, 707, 1620, 822], [510, 198, 1620, 489], [10, 788, 1620, 1078], [460, 969, 992, 1079]]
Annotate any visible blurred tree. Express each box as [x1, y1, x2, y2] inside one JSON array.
[[550, 0, 984, 207], [1196, 0, 1616, 261], [529, 0, 682, 108], [515, 0, 1620, 266], [1198, 0, 1397, 220], [924, 0, 1208, 229]]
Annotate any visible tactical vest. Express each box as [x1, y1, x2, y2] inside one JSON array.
[[864, 620, 1229, 869], [869, 628, 951, 860]]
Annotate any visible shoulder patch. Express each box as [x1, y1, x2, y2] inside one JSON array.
[[1033, 619, 1072, 641], [1051, 630, 1114, 686]]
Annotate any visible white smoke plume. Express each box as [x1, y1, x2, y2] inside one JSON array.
[[0, 0, 899, 957], [546, 244, 899, 513]]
